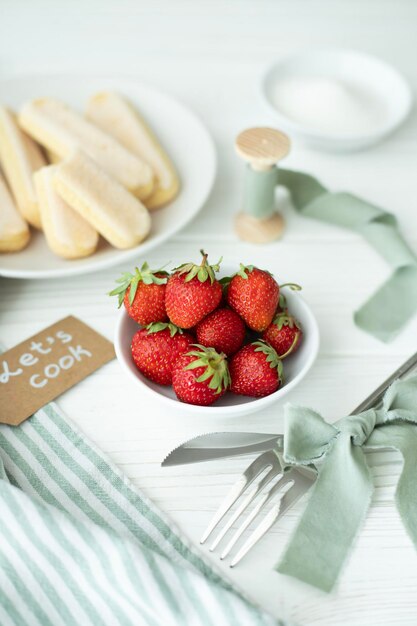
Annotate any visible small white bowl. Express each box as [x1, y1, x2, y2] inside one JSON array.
[[114, 282, 320, 418], [261, 49, 412, 152]]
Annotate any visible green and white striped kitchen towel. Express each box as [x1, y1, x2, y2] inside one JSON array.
[[0, 401, 287, 626]]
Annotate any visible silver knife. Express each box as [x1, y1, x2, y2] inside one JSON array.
[[162, 351, 417, 467], [162, 432, 283, 466]]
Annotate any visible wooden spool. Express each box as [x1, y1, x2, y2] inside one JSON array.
[[235, 127, 290, 243]]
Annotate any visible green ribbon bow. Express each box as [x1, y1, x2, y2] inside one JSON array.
[[275, 375, 417, 592], [244, 166, 417, 342]]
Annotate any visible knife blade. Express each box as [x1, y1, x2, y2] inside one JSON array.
[[161, 432, 283, 466], [162, 351, 417, 467]]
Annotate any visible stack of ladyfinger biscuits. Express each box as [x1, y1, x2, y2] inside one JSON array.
[[0, 93, 180, 258]]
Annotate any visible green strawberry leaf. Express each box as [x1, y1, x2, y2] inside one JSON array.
[[272, 310, 302, 331], [196, 368, 213, 383], [174, 250, 222, 285], [272, 311, 293, 329], [208, 371, 221, 391], [184, 345, 230, 394], [185, 358, 208, 369], [198, 266, 208, 282], [253, 340, 283, 376], [146, 322, 182, 337], [233, 264, 272, 280], [128, 275, 140, 305], [109, 262, 168, 307], [236, 263, 253, 279]]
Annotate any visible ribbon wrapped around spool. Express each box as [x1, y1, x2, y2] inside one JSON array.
[[235, 128, 290, 243], [235, 128, 417, 342]]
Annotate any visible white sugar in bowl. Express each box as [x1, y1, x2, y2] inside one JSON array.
[[261, 49, 412, 152]]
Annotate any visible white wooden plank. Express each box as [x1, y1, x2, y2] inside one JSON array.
[[1, 1, 417, 623]]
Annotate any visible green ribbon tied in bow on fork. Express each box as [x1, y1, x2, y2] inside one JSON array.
[[276, 375, 417, 592]]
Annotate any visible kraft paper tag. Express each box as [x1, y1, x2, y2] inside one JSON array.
[[0, 316, 115, 425]]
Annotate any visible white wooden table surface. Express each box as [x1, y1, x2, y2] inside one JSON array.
[[1, 1, 417, 624]]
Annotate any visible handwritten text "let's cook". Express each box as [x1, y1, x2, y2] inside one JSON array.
[[0, 330, 92, 388]]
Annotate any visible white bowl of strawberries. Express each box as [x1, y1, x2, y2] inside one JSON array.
[[113, 251, 319, 417]]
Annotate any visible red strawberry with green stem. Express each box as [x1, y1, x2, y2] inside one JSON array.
[[263, 309, 302, 358], [229, 340, 283, 397], [196, 308, 246, 356], [226, 265, 279, 332], [172, 345, 231, 406], [165, 250, 223, 328], [131, 322, 194, 385], [110, 262, 168, 326]]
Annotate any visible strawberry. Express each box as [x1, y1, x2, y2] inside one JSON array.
[[172, 345, 231, 406], [226, 265, 279, 332], [165, 250, 223, 328], [196, 308, 246, 356], [110, 262, 168, 326], [263, 310, 302, 358], [229, 340, 283, 397], [131, 322, 194, 385]]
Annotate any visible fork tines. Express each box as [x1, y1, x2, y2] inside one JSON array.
[[200, 449, 316, 567]]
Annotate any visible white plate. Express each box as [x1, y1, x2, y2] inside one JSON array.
[[114, 279, 320, 418], [0, 74, 216, 279], [261, 49, 412, 152]]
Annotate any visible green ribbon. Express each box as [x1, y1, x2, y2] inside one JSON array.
[[243, 166, 417, 342], [275, 375, 417, 592], [243, 167, 278, 219]]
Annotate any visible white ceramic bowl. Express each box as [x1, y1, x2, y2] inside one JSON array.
[[114, 281, 320, 418], [261, 49, 412, 152]]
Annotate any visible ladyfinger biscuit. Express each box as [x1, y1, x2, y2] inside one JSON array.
[[86, 92, 179, 210], [0, 173, 30, 252], [45, 149, 61, 164], [34, 165, 98, 259], [19, 98, 154, 200], [53, 151, 151, 249], [0, 107, 46, 228]]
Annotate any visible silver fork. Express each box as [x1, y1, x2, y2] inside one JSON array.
[[200, 351, 417, 566], [200, 449, 317, 567]]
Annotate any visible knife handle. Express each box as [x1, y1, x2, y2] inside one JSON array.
[[351, 351, 417, 415], [276, 353, 417, 457]]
